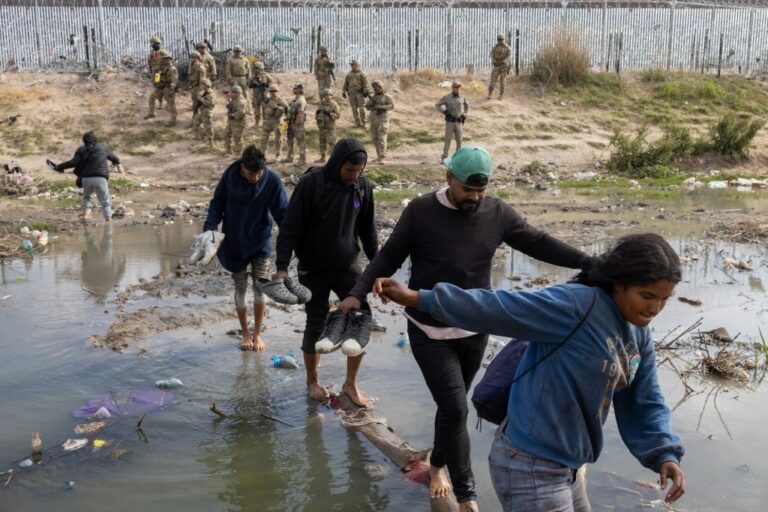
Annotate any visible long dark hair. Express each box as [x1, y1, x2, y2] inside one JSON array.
[[570, 233, 681, 292]]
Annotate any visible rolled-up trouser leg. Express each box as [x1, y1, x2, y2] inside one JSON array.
[[232, 270, 249, 310], [249, 257, 270, 305]]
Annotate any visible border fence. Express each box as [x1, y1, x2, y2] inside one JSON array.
[[2, 0, 768, 74]]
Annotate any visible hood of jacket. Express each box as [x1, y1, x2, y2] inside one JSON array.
[[322, 137, 367, 186]]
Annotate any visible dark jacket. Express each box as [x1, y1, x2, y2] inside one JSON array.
[[203, 161, 288, 273], [57, 143, 120, 179], [275, 138, 378, 272]]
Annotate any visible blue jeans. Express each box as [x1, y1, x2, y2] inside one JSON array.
[[489, 423, 591, 512], [81, 177, 111, 220]]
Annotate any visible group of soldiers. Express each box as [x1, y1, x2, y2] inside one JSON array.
[[143, 33, 512, 163]]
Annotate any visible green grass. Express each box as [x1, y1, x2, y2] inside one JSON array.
[[126, 149, 155, 157], [27, 221, 58, 233], [366, 169, 397, 185], [38, 179, 72, 193], [372, 189, 420, 202], [109, 177, 138, 192]]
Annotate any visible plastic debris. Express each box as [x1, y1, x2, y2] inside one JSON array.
[[92, 439, 108, 450], [21, 239, 33, 251], [74, 421, 106, 435], [63, 481, 75, 491], [93, 406, 112, 419], [155, 378, 184, 389], [18, 459, 33, 468], [20, 226, 30, 236], [272, 354, 299, 369], [62, 439, 88, 452], [31, 432, 41, 456], [707, 180, 727, 189], [396, 332, 410, 349], [371, 318, 387, 332]]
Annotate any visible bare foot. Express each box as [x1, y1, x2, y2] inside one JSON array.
[[429, 465, 452, 498], [342, 382, 375, 408], [252, 334, 267, 352], [240, 332, 254, 351], [307, 382, 330, 402], [459, 500, 478, 512]]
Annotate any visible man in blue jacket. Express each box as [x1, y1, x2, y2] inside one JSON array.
[[204, 145, 288, 351]]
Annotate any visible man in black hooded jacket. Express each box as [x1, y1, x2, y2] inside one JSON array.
[[274, 138, 378, 407]]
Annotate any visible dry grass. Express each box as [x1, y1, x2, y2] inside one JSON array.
[[398, 68, 445, 90], [0, 87, 51, 108], [531, 28, 590, 87]]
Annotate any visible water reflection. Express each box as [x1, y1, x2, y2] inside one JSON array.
[[80, 225, 126, 300]]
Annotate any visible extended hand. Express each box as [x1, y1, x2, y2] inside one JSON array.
[[339, 296, 362, 314], [373, 278, 418, 308], [272, 270, 288, 281], [659, 461, 686, 503]]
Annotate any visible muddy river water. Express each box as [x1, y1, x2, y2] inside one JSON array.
[[1, 208, 767, 511]]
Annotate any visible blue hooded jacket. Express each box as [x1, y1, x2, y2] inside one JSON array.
[[203, 160, 288, 273]]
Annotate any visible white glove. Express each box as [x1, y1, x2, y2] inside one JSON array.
[[115, 164, 125, 173]]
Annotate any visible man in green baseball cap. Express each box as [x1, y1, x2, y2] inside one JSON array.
[[337, 145, 592, 511]]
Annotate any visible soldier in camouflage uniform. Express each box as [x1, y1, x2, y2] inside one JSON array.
[[260, 84, 288, 160], [145, 50, 179, 126], [488, 33, 511, 100], [249, 61, 273, 129], [282, 83, 307, 165], [195, 41, 217, 82], [225, 85, 248, 155], [188, 51, 207, 129], [148, 36, 164, 109], [313, 45, 335, 94], [342, 59, 370, 128], [196, 78, 215, 148], [365, 80, 394, 163], [225, 45, 252, 103], [314, 88, 340, 162], [436, 81, 469, 160]]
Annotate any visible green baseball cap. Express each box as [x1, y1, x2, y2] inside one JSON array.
[[442, 146, 493, 186]]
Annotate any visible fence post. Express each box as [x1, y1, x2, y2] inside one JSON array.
[[335, 7, 341, 64], [407, 30, 412, 72], [515, 28, 520, 76], [33, 0, 43, 68], [666, 1, 675, 71], [717, 33, 723, 77], [746, 9, 754, 74], [600, 0, 607, 70], [415, 28, 419, 71], [560, 1, 569, 26], [445, 3, 453, 73]]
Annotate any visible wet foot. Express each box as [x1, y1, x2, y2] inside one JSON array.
[[308, 382, 330, 401], [240, 332, 254, 351], [342, 382, 374, 408], [252, 333, 267, 352], [429, 465, 451, 498], [459, 500, 478, 512]]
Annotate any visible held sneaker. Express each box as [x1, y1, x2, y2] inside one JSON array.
[[340, 310, 372, 357], [315, 310, 347, 354]]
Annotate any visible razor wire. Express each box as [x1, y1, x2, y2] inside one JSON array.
[[1, 0, 768, 74]]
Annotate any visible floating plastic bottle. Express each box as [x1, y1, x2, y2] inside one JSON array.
[[21, 239, 33, 251], [18, 459, 33, 468], [155, 378, 184, 389], [63, 481, 75, 491], [396, 332, 410, 349], [272, 354, 299, 369], [31, 432, 41, 456]]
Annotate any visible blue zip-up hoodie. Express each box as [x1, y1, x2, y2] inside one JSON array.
[[203, 161, 288, 273], [418, 283, 684, 472]]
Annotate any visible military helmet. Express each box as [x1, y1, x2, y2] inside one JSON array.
[[350, 59, 360, 66], [201, 78, 212, 87], [158, 49, 172, 59], [231, 85, 242, 93], [371, 80, 383, 89], [268, 84, 279, 92], [253, 61, 264, 70], [293, 82, 304, 91], [233, 44, 243, 53], [190, 50, 200, 59], [320, 88, 333, 97], [195, 41, 206, 49], [319, 45, 328, 53], [150, 36, 162, 45], [497, 33, 505, 40]]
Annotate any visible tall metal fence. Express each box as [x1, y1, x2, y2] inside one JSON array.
[[2, 0, 768, 74]]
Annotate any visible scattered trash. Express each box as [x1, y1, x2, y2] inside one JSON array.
[[707, 181, 727, 189], [92, 439, 109, 450], [73, 389, 175, 417], [139, 182, 150, 189], [438, 80, 453, 88], [272, 354, 299, 369], [573, 171, 597, 180], [21, 239, 33, 251], [62, 439, 88, 452], [74, 421, 106, 435], [17, 459, 33, 469], [92, 406, 112, 419], [63, 481, 75, 491], [396, 332, 410, 349], [400, 199, 410, 208], [678, 297, 702, 306], [31, 432, 41, 456], [19, 226, 29, 236], [723, 257, 753, 272], [155, 378, 183, 389], [371, 318, 387, 332], [1, 295, 11, 301]]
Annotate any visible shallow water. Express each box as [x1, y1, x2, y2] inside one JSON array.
[[1, 219, 767, 511]]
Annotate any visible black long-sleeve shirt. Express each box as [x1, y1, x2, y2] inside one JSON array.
[[348, 192, 590, 327], [275, 138, 378, 272], [58, 143, 120, 179]]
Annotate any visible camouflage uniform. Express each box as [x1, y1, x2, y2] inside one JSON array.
[[225, 89, 248, 154], [365, 83, 394, 162], [225, 48, 252, 102], [436, 84, 469, 160], [197, 81, 215, 146], [342, 61, 370, 128], [188, 53, 207, 127], [284, 87, 307, 164], [146, 51, 179, 125], [315, 90, 340, 161], [196, 44, 217, 81], [260, 87, 288, 159], [313, 47, 335, 93], [248, 64, 273, 129], [489, 35, 512, 99], [148, 36, 164, 109]]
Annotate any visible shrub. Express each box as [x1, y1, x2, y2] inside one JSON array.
[[640, 69, 668, 83], [708, 115, 764, 159], [606, 125, 693, 178], [520, 160, 548, 174], [531, 28, 590, 87]]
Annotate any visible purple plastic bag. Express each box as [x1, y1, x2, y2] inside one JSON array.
[[73, 389, 174, 418]]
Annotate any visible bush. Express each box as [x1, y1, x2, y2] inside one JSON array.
[[708, 115, 764, 159], [531, 28, 590, 87], [606, 125, 694, 178], [640, 69, 668, 83], [520, 160, 548, 175]]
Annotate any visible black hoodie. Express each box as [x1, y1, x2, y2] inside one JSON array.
[[57, 132, 120, 180], [275, 138, 378, 272]]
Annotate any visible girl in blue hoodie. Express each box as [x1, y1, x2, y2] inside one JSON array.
[[375, 233, 686, 511]]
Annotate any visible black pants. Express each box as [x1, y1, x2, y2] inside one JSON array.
[[298, 265, 369, 354], [408, 321, 488, 503]]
